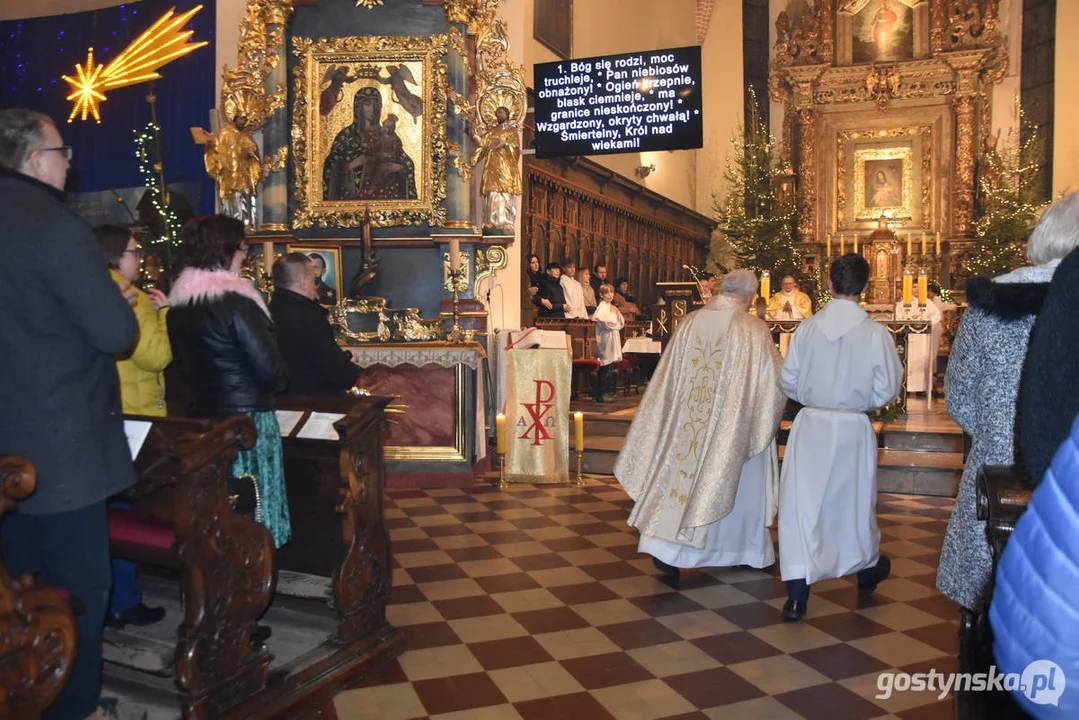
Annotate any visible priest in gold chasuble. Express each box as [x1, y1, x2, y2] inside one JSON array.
[[614, 270, 786, 571]]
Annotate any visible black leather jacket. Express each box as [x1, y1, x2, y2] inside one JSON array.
[[167, 291, 288, 417]]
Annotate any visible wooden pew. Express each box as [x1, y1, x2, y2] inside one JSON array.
[[228, 394, 402, 718], [109, 415, 275, 719], [953, 465, 1032, 720], [0, 456, 77, 720]]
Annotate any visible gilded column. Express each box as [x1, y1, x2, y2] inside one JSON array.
[[952, 93, 977, 237], [930, 0, 946, 55], [796, 106, 817, 243], [818, 0, 834, 65], [946, 52, 989, 238], [259, 1, 293, 232]]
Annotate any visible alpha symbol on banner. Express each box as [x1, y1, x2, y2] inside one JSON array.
[[518, 379, 557, 445]]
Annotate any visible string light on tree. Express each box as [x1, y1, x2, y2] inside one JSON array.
[[134, 122, 181, 250], [971, 99, 1049, 277], [712, 86, 802, 282], [60, 5, 208, 123]]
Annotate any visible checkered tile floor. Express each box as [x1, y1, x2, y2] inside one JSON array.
[[329, 481, 960, 720]]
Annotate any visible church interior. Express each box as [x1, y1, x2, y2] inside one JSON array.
[[0, 0, 1074, 718]]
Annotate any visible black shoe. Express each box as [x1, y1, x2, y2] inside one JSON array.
[[652, 556, 680, 581], [250, 624, 272, 646], [782, 598, 807, 622], [858, 556, 892, 595], [107, 603, 166, 629]]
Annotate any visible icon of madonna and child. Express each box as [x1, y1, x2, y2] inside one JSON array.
[[322, 87, 418, 202]]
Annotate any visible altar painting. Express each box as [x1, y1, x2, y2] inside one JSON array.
[[292, 35, 449, 228], [851, 0, 913, 63], [853, 146, 913, 220]]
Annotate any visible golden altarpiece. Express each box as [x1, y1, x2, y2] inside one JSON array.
[[769, 0, 1008, 303]]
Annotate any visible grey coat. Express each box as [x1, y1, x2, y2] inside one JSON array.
[[936, 266, 1055, 610], [0, 167, 138, 514]]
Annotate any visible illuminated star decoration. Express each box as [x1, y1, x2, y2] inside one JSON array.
[[355, 0, 385, 8], [61, 5, 209, 123]]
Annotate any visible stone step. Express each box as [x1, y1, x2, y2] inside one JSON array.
[[877, 466, 960, 497], [881, 430, 965, 453], [578, 415, 634, 437], [572, 438, 963, 497]]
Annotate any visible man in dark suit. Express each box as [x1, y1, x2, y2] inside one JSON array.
[[271, 253, 361, 396], [0, 109, 139, 720]]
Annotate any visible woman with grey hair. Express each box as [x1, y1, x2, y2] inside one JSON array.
[[937, 193, 1079, 623]]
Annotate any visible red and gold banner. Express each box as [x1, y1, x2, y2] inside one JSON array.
[[505, 348, 571, 484]]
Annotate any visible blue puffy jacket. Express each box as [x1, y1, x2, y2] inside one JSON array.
[[990, 413, 1079, 717]]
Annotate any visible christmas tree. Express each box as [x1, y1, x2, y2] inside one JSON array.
[[712, 86, 801, 278], [970, 104, 1048, 277]]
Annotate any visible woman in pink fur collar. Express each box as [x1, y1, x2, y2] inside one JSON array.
[[167, 215, 291, 551]]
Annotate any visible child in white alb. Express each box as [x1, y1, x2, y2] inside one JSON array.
[[592, 283, 624, 403]]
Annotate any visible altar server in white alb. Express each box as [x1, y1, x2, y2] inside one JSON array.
[[778, 253, 903, 621], [615, 270, 786, 578], [560, 259, 588, 319], [591, 283, 624, 403]]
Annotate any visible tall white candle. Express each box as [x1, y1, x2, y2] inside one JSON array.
[[449, 238, 461, 273]]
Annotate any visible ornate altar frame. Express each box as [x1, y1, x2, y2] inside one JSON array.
[[291, 35, 451, 229], [769, 0, 1008, 288]]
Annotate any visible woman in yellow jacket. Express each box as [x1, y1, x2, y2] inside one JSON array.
[[93, 224, 171, 627]]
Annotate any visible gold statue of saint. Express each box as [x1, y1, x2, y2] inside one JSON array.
[[469, 106, 521, 231], [192, 69, 272, 226]]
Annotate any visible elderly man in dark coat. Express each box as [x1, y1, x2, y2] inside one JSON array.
[[270, 252, 361, 396], [0, 109, 139, 720]]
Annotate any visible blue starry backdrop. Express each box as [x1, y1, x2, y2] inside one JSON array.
[[0, 0, 216, 215]]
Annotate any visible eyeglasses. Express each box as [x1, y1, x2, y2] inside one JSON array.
[[121, 247, 144, 258], [37, 145, 73, 161]]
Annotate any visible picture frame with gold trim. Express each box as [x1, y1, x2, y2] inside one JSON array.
[[287, 244, 343, 306], [291, 34, 450, 229], [853, 146, 913, 221]]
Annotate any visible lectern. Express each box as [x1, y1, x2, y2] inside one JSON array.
[[652, 281, 707, 348]]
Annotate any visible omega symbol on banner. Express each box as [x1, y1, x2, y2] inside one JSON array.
[[518, 380, 557, 445]]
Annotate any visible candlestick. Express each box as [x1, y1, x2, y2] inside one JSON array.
[[496, 413, 506, 454], [574, 412, 584, 454], [935, 232, 941, 255], [575, 449, 584, 487], [760, 271, 770, 301], [498, 449, 507, 490], [902, 271, 913, 306], [840, 234, 845, 255], [445, 264, 472, 343], [906, 234, 912, 257], [449, 238, 461, 273], [921, 232, 927, 256], [826, 235, 832, 257]]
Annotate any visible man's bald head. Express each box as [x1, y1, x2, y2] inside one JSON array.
[[273, 252, 317, 300]]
